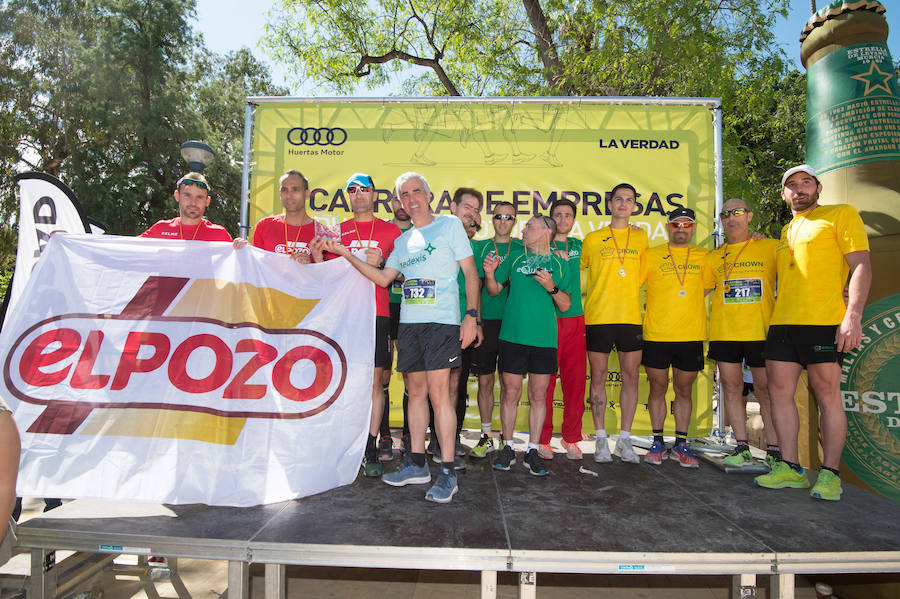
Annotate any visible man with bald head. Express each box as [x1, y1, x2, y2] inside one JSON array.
[[324, 172, 479, 504], [703, 198, 779, 467]]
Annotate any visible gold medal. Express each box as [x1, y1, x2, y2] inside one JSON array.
[[723, 283, 730, 294], [678, 289, 687, 298]]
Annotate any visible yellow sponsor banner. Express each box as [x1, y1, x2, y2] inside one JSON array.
[[250, 98, 717, 437]]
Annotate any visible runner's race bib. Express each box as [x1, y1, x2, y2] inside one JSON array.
[[403, 278, 436, 305], [724, 278, 762, 304]]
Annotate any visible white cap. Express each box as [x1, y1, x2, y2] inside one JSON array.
[[781, 164, 819, 187]]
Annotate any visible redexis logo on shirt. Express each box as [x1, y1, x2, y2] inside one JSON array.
[[4, 276, 346, 443]]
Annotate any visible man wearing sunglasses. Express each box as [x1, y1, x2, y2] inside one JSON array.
[[754, 165, 870, 501], [325, 173, 403, 478], [484, 215, 571, 476], [470, 202, 521, 459], [581, 183, 649, 464], [323, 172, 479, 504], [702, 199, 780, 468], [539, 199, 586, 461], [141, 173, 233, 241], [640, 207, 709, 468], [251, 170, 321, 263]]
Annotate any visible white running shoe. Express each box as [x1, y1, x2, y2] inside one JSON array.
[[614, 437, 640, 463], [594, 436, 612, 463]]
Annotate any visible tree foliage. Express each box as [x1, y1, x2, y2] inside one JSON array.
[[265, 0, 804, 235], [0, 0, 286, 264]]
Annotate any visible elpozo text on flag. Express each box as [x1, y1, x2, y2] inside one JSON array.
[[1, 234, 374, 507]]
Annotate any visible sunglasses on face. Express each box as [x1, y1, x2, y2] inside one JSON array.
[[668, 221, 694, 229], [720, 208, 748, 219], [467, 222, 481, 231], [347, 186, 372, 194], [493, 214, 515, 221], [178, 177, 208, 190]]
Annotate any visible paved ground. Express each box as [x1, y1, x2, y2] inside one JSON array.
[[0, 429, 892, 598]]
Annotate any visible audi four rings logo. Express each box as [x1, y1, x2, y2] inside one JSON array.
[[286, 127, 347, 146]]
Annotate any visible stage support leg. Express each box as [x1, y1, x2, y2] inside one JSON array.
[[481, 570, 497, 599], [264, 563, 286, 599], [772, 572, 795, 599], [731, 573, 757, 598], [29, 549, 57, 599], [227, 561, 249, 599], [518, 571, 536, 599]]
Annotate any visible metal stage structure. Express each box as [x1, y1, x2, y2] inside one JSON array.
[[13, 455, 900, 599]]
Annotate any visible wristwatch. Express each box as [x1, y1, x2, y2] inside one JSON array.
[[465, 309, 478, 318], [549, 286, 560, 295]]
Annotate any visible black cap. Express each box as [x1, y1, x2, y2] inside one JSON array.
[[667, 207, 696, 222]]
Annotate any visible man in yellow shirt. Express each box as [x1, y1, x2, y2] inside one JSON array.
[[703, 198, 779, 467], [755, 165, 871, 501], [641, 207, 708, 468], [581, 183, 648, 463]]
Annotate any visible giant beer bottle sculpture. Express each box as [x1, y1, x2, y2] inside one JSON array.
[[801, 0, 898, 303]]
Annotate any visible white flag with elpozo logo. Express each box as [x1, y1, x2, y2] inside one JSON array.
[[1, 234, 374, 507]]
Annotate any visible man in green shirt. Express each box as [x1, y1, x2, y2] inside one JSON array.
[[484, 215, 570, 476], [540, 198, 586, 460], [470, 201, 521, 458]]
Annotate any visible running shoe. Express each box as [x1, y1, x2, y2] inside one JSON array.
[[493, 444, 516, 471], [754, 461, 810, 489], [455, 438, 466, 457], [765, 452, 781, 468], [644, 440, 667, 465], [810, 469, 843, 501], [594, 436, 612, 463], [523, 448, 549, 476], [613, 437, 640, 464], [723, 446, 753, 467], [670, 441, 700, 468], [537, 443, 554, 460], [382, 455, 431, 486], [431, 453, 467, 470], [470, 434, 494, 459], [561, 439, 583, 460], [425, 470, 458, 504], [426, 434, 439, 456], [378, 435, 393, 462], [362, 452, 383, 477]]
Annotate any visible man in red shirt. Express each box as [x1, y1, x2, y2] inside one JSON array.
[[324, 173, 403, 477], [251, 170, 323, 262], [140, 173, 232, 241]]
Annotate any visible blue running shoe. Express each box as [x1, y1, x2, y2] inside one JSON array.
[[644, 440, 667, 465], [670, 441, 700, 468], [382, 455, 431, 487], [425, 470, 458, 503]]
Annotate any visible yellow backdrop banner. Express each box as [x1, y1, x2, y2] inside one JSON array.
[[249, 98, 717, 437]]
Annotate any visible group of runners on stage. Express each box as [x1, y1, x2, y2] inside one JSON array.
[[139, 164, 870, 505]]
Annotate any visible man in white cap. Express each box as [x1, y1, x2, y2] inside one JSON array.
[[754, 165, 870, 501]]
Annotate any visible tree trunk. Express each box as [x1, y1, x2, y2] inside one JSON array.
[[521, 0, 567, 93]]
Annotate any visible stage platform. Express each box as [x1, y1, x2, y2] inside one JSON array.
[[13, 448, 900, 599]]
